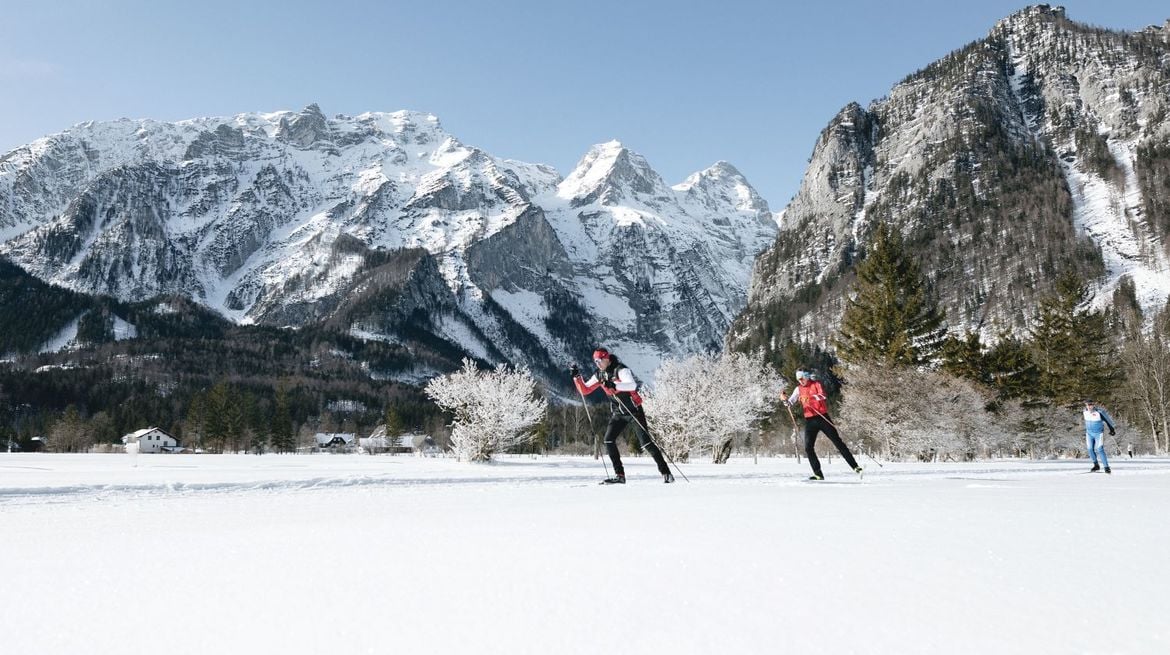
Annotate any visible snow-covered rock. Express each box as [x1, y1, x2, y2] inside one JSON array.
[[0, 109, 778, 380]]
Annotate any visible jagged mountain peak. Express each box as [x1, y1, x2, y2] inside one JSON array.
[[673, 161, 771, 216], [687, 160, 744, 180], [1, 105, 777, 384], [275, 104, 334, 149], [556, 140, 670, 206], [674, 160, 743, 191], [821, 103, 873, 142], [995, 4, 1068, 30]]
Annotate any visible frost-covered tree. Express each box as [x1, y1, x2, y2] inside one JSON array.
[[1009, 400, 1084, 459], [643, 352, 784, 462], [839, 365, 996, 460], [425, 359, 546, 462], [1118, 312, 1170, 454]]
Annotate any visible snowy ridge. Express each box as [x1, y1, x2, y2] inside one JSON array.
[[0, 107, 777, 378], [535, 144, 779, 361]]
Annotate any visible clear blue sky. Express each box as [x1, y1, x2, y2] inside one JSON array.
[[1, 0, 1166, 207]]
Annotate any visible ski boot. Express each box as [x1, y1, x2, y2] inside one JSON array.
[[808, 473, 824, 481], [601, 473, 626, 485], [854, 466, 864, 479], [1090, 463, 1101, 472], [1104, 467, 1112, 474], [663, 472, 675, 484]]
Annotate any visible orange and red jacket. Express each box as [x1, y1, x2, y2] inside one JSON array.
[[791, 379, 829, 419]]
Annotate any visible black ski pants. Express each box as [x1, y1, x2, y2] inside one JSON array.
[[804, 414, 859, 475], [604, 405, 670, 477]]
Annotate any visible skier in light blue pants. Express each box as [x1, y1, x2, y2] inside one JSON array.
[[1083, 400, 1116, 474]]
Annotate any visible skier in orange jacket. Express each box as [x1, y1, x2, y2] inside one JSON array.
[[786, 370, 863, 480]]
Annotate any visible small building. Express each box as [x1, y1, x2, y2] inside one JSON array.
[[122, 427, 179, 454], [357, 433, 392, 453], [362, 425, 440, 455], [314, 432, 356, 449], [362, 425, 411, 454]]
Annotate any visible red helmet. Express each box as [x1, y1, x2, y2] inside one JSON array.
[[592, 348, 610, 362]]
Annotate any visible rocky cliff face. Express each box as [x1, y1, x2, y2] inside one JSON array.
[[733, 5, 1170, 354], [0, 107, 778, 382]]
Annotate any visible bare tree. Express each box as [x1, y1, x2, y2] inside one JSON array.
[[1007, 400, 1083, 459], [46, 405, 92, 453], [839, 365, 996, 460], [1119, 325, 1170, 454], [425, 359, 546, 462], [643, 352, 784, 462]]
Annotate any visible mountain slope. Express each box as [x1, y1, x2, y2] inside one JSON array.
[[732, 5, 1170, 354], [0, 107, 778, 382]]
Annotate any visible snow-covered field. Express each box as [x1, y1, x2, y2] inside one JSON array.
[[2, 453, 1167, 654]]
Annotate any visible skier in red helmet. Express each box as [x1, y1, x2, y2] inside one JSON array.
[[571, 348, 673, 484]]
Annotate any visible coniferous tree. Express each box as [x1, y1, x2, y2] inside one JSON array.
[[1029, 272, 1117, 404], [984, 333, 1039, 400], [223, 391, 246, 453], [247, 396, 269, 453], [184, 391, 208, 452], [940, 331, 989, 384], [836, 222, 946, 366], [204, 382, 231, 453], [271, 386, 294, 453], [941, 330, 1040, 401], [382, 405, 405, 450]]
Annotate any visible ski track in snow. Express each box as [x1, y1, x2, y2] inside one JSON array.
[[4, 454, 1168, 505], [2, 453, 1168, 654]]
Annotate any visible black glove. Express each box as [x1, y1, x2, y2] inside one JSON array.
[[601, 376, 616, 390], [569, 363, 580, 378], [1109, 427, 1116, 436]]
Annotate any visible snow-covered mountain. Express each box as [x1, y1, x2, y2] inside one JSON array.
[[0, 105, 778, 380], [732, 5, 1170, 352]]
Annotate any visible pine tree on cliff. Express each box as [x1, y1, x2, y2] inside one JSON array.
[[835, 221, 946, 366]]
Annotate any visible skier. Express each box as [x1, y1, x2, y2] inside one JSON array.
[[572, 348, 673, 484], [1083, 399, 1116, 474], [785, 369, 863, 480]]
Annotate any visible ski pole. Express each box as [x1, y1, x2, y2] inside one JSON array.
[[809, 405, 883, 468], [619, 395, 690, 482], [575, 374, 610, 478], [782, 389, 801, 464]]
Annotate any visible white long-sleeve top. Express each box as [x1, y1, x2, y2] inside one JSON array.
[[583, 366, 638, 392]]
